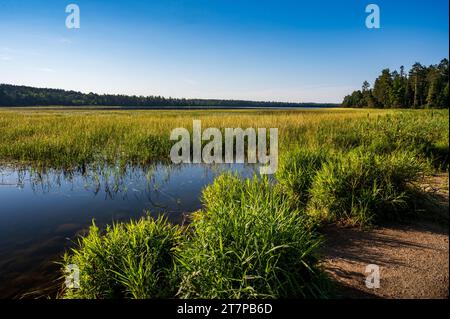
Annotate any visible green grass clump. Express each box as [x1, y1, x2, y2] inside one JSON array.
[[176, 174, 328, 299], [276, 148, 331, 207], [306, 150, 426, 226], [61, 216, 182, 299]]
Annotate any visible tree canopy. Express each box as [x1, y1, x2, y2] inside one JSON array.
[[0, 84, 335, 108], [342, 58, 449, 109]]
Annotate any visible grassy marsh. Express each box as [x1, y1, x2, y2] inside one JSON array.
[[0, 108, 400, 167], [1, 107, 448, 298]]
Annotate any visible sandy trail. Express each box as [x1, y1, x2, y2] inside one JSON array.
[[321, 174, 449, 299]]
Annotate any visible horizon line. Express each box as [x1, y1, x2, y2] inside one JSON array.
[[0, 83, 339, 105]]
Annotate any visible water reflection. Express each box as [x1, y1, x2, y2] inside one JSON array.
[[0, 163, 257, 298]]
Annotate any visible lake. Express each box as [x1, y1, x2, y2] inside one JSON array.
[[0, 163, 257, 298]]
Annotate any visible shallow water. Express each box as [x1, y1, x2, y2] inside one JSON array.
[[0, 163, 257, 298]]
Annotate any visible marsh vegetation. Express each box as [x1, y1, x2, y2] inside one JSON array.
[[0, 108, 448, 298]]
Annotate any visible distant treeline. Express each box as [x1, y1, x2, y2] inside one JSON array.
[[342, 58, 449, 109], [0, 84, 336, 108]]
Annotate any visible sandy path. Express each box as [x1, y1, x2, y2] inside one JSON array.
[[321, 174, 449, 299]]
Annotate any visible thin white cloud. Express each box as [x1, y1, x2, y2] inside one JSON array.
[[36, 67, 56, 73], [0, 47, 40, 56], [59, 38, 73, 44], [182, 78, 198, 86]]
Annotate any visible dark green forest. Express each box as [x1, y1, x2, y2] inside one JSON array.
[[0, 84, 335, 108], [2, 58, 447, 109], [342, 58, 449, 108]]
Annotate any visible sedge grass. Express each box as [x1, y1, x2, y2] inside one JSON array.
[[176, 174, 329, 299], [1, 107, 446, 297], [61, 215, 182, 299]]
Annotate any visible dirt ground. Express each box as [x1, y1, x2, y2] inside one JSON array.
[[321, 174, 449, 299]]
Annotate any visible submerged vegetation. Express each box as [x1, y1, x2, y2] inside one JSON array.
[[0, 107, 448, 298]]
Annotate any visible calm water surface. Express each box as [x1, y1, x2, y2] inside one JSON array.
[[0, 163, 257, 298]]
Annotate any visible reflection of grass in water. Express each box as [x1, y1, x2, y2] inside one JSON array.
[[2, 163, 179, 199], [4, 163, 235, 206], [145, 164, 156, 182]]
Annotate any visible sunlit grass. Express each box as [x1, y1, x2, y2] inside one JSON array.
[[0, 108, 399, 167], [1, 107, 447, 298], [61, 216, 183, 299], [0, 108, 447, 169], [176, 174, 329, 299]]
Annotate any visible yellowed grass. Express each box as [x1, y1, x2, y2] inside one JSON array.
[[0, 108, 445, 167]]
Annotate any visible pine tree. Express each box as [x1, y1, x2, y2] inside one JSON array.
[[373, 69, 393, 108], [409, 63, 427, 108]]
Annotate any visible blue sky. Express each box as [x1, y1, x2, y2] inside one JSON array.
[[0, 0, 448, 103]]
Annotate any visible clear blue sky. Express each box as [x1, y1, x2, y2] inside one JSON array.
[[0, 0, 448, 103]]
